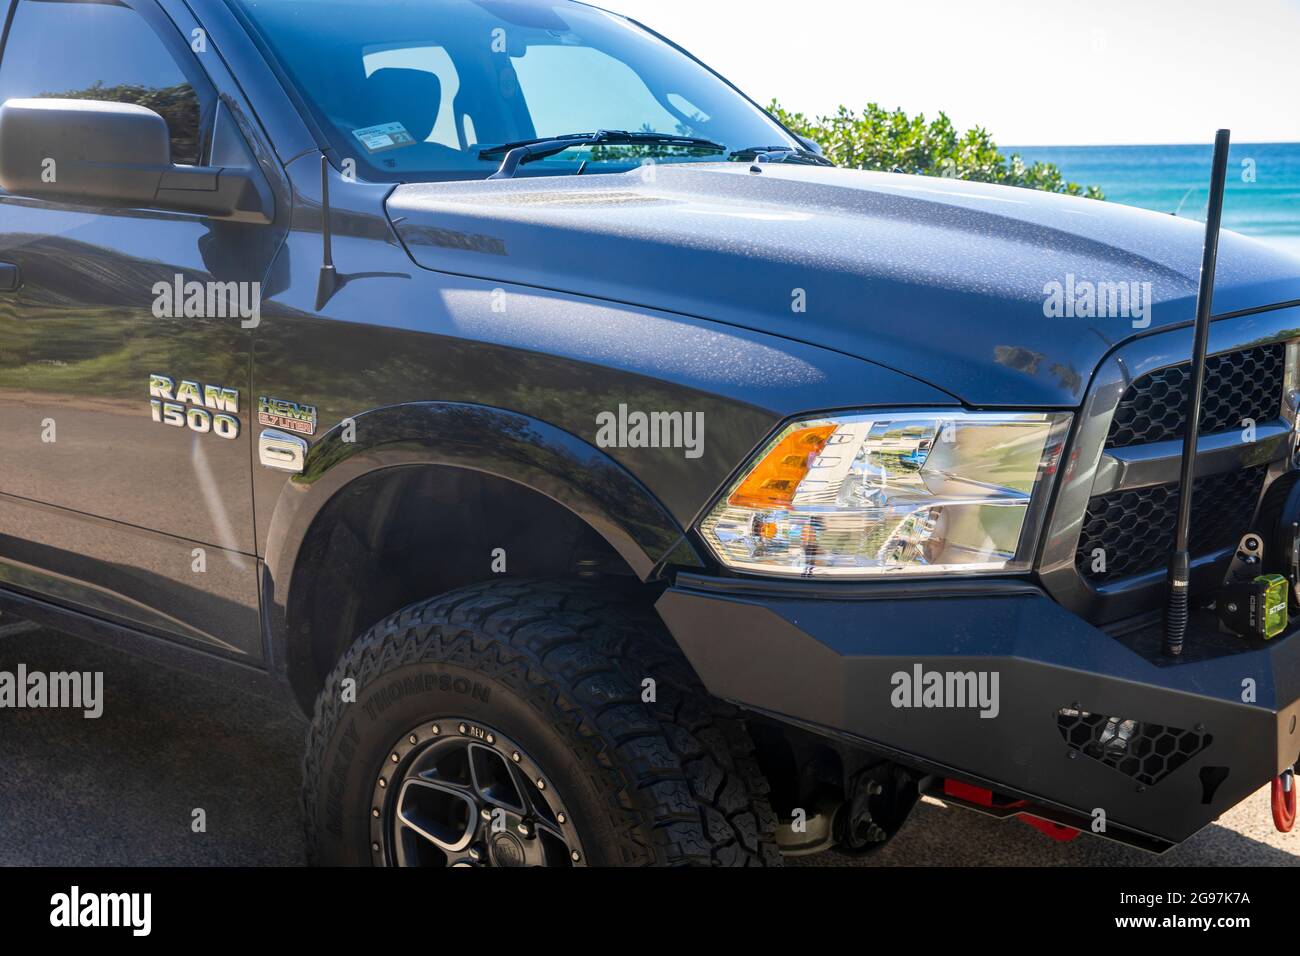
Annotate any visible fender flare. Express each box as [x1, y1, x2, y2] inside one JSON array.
[[261, 402, 703, 682]]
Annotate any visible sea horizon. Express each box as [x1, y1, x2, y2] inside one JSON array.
[[1004, 142, 1300, 258], [1010, 141, 1299, 149]]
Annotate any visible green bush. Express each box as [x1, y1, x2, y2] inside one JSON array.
[[38, 80, 202, 165], [770, 101, 1104, 200]]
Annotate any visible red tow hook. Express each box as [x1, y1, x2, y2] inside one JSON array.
[[1272, 769, 1297, 832]]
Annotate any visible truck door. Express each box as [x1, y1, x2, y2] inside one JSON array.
[[0, 0, 282, 659]]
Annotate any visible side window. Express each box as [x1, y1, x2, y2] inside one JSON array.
[[0, 0, 212, 165]]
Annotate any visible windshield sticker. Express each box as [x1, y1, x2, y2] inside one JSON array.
[[352, 122, 417, 153]]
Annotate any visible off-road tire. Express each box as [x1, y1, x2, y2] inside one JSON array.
[[302, 579, 781, 866]]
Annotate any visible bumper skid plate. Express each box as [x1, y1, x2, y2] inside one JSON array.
[[657, 575, 1300, 849]]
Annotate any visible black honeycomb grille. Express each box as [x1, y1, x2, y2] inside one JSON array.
[[1107, 344, 1284, 449], [1057, 709, 1211, 786], [1076, 466, 1267, 582]]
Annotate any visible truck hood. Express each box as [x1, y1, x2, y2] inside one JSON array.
[[387, 163, 1300, 406]]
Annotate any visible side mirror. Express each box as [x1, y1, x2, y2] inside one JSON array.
[[0, 98, 271, 222], [796, 135, 824, 157]]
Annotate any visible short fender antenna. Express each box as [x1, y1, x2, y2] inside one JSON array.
[[315, 153, 339, 311], [1164, 129, 1232, 658]]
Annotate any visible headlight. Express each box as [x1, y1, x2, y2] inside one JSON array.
[[699, 409, 1072, 578]]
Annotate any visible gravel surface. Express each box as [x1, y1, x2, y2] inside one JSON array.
[[1, 623, 1296, 867]]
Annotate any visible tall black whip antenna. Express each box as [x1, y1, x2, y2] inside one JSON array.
[[1164, 129, 1232, 658]]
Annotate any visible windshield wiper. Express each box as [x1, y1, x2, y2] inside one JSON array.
[[480, 130, 728, 179], [728, 145, 834, 166], [477, 132, 597, 160]]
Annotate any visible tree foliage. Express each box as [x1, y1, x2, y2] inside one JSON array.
[[38, 81, 202, 165], [770, 101, 1103, 200]]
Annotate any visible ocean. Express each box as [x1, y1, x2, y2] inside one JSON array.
[[1008, 142, 1300, 257]]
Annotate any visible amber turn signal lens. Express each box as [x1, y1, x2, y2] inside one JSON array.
[[728, 425, 836, 509]]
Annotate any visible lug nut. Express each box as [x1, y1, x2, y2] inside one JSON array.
[[512, 751, 521, 762], [517, 822, 532, 837], [378, 778, 387, 789], [372, 808, 380, 818], [431, 724, 440, 735], [557, 812, 567, 824], [390, 753, 399, 763], [570, 850, 581, 862], [459, 723, 467, 734], [468, 846, 481, 861], [536, 779, 546, 790], [371, 842, 380, 852], [480, 808, 493, 822], [486, 733, 496, 745], [409, 734, 418, 745]]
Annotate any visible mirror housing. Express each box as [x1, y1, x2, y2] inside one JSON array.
[[0, 98, 271, 222]]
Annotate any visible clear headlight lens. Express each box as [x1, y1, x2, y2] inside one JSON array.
[[699, 410, 1072, 578]]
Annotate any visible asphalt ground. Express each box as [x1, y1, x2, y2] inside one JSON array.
[[1, 622, 1296, 867]]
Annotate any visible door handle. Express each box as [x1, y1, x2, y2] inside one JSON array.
[[259, 429, 308, 474], [0, 262, 19, 292]]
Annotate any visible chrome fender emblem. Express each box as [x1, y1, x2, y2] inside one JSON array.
[[258, 395, 317, 436], [149, 374, 239, 440]]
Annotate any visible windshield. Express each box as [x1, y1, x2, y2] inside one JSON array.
[[231, 0, 802, 182]]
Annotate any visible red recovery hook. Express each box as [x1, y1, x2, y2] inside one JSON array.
[[1272, 769, 1296, 832]]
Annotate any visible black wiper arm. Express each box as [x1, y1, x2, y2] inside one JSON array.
[[477, 132, 596, 160], [729, 145, 834, 166], [482, 130, 728, 180]]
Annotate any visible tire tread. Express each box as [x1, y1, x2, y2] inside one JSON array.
[[303, 579, 779, 866]]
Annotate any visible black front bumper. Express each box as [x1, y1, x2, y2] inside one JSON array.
[[657, 574, 1300, 849]]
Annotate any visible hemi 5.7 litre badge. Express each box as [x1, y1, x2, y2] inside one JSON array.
[[149, 374, 239, 439], [258, 396, 317, 436]]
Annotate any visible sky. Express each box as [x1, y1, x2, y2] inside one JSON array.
[[601, 0, 1300, 146]]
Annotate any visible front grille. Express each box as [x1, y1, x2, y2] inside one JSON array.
[[1076, 466, 1268, 582], [1107, 343, 1285, 449]]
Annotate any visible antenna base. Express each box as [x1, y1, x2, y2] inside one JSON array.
[[315, 265, 338, 312], [1163, 550, 1190, 657]]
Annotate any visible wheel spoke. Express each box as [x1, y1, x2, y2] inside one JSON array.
[[507, 760, 562, 826], [468, 742, 527, 812], [395, 778, 477, 852], [532, 816, 567, 845]]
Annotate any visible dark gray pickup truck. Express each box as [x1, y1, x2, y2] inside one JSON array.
[[1, 0, 1299, 867]]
